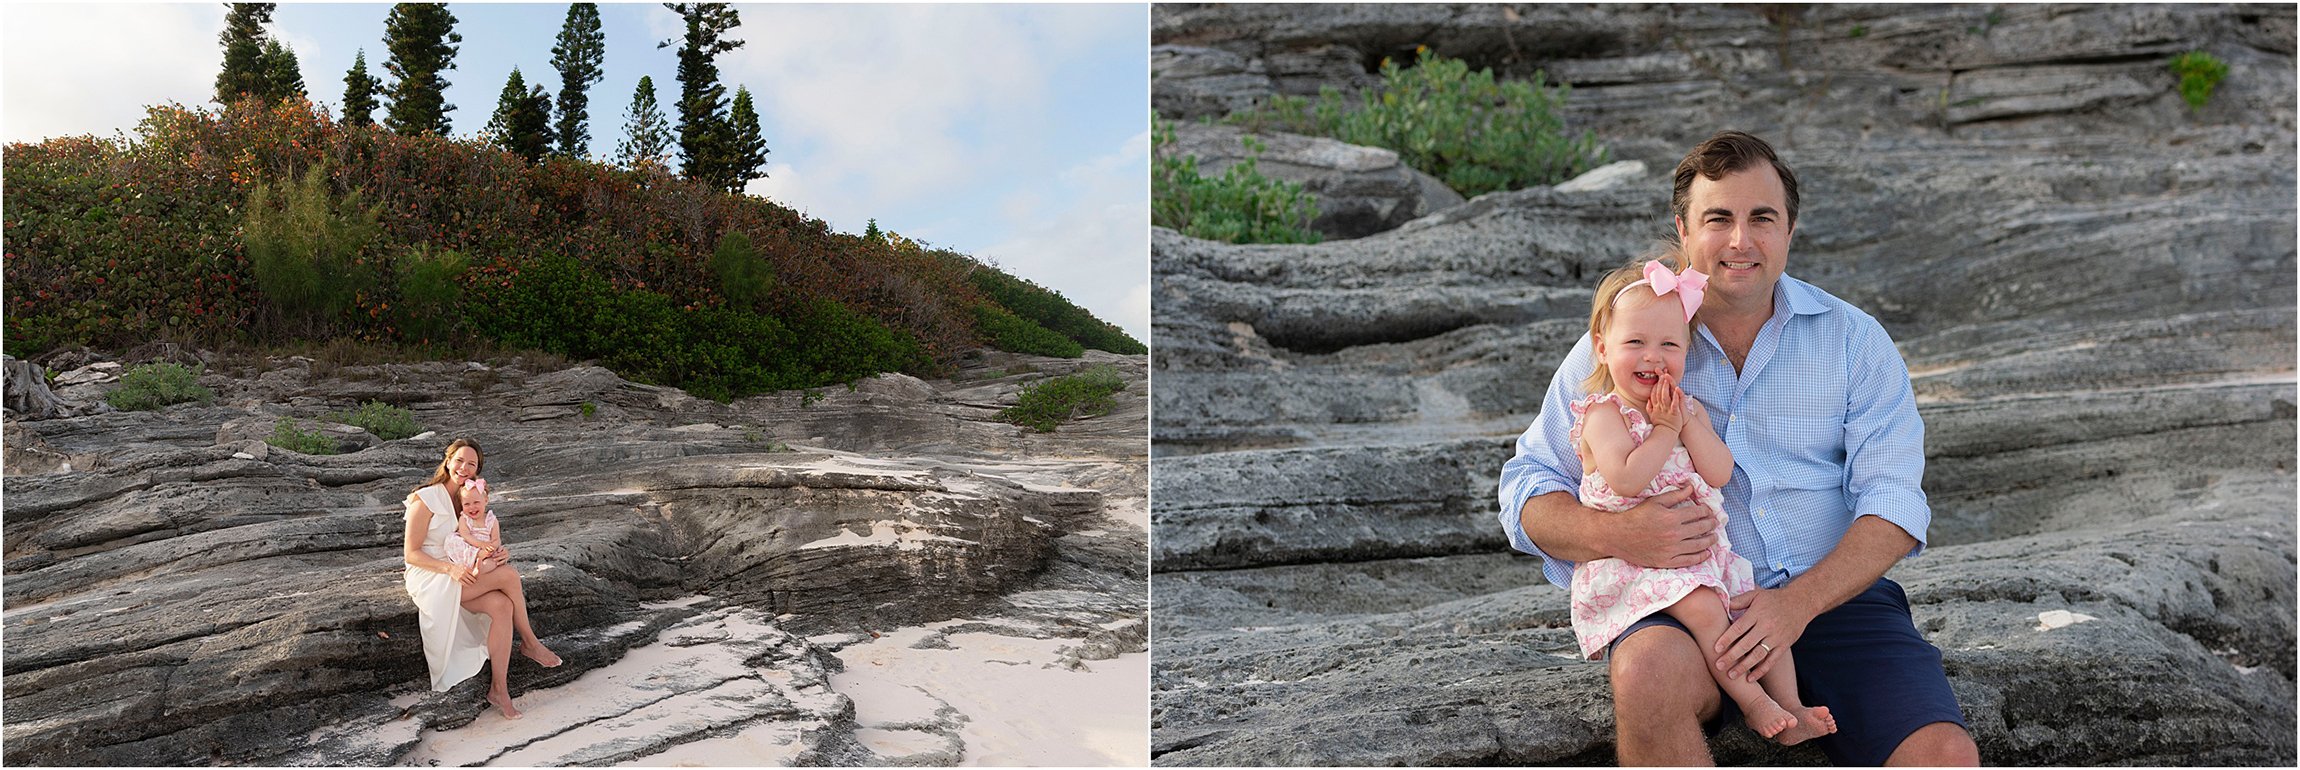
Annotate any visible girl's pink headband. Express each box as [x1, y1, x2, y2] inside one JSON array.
[[1613, 261, 1708, 322]]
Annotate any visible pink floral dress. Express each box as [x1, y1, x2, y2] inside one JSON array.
[[1567, 392, 1757, 659], [443, 511, 499, 570]]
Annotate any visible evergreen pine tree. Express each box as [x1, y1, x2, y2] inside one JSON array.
[[486, 69, 553, 164], [382, 3, 462, 136], [215, 3, 276, 103], [258, 38, 305, 100], [549, 3, 606, 158], [614, 75, 674, 172], [725, 86, 769, 192], [341, 49, 380, 126], [864, 219, 881, 241], [659, 3, 744, 188]]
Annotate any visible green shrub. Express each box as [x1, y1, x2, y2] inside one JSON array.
[[1152, 117, 1323, 245], [392, 245, 467, 345], [267, 416, 339, 455], [467, 251, 925, 401], [105, 362, 215, 411], [710, 230, 773, 309], [245, 161, 381, 336], [999, 365, 1127, 432], [2169, 51, 2229, 112], [1228, 47, 1609, 198], [320, 400, 421, 441], [974, 303, 1084, 358]]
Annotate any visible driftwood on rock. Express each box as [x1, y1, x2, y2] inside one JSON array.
[[1150, 3, 2296, 766]]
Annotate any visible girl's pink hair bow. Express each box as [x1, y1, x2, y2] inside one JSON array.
[[463, 476, 487, 495], [1615, 260, 1709, 322]]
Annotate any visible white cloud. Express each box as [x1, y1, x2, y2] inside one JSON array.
[[977, 130, 1151, 344], [2, 4, 220, 143]]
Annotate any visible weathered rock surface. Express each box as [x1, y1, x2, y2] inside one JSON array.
[[2, 348, 1147, 766], [1151, 4, 2296, 766]]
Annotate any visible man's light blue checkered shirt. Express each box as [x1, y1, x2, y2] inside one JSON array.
[[1497, 275, 1931, 591]]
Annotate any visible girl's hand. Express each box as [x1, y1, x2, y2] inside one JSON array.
[[1646, 373, 1685, 432]]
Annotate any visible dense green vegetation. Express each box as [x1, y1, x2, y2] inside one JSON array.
[[320, 400, 422, 441], [1151, 117, 1323, 245], [1227, 47, 1609, 198], [4, 97, 1140, 400], [999, 365, 1127, 432]]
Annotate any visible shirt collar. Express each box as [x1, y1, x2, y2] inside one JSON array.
[[1776, 275, 1835, 318]]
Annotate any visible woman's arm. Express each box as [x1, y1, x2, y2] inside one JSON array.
[[403, 494, 473, 582], [1679, 396, 1734, 488], [1581, 403, 1679, 496]]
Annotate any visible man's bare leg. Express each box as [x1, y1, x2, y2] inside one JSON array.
[[1609, 623, 1723, 766], [1885, 722, 1979, 766]]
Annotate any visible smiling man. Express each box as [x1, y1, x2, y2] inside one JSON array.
[[1498, 131, 1980, 766]]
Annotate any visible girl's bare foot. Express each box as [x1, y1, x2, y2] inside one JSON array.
[[488, 689, 523, 719], [1742, 700, 1797, 739], [520, 640, 562, 668], [1772, 705, 1837, 746]]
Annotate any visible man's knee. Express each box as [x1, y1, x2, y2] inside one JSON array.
[[1609, 626, 1720, 721], [1888, 722, 1979, 766]]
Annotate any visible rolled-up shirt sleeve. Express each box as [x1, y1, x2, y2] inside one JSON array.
[[1841, 319, 1931, 556], [1497, 333, 1595, 589]]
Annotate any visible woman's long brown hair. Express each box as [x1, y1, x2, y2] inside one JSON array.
[[415, 438, 484, 495]]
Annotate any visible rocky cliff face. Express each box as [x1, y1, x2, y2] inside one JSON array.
[[1151, 3, 2296, 765], [2, 348, 1147, 766]]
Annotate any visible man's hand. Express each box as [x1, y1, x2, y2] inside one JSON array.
[[1715, 587, 1818, 681], [1610, 487, 1717, 569]]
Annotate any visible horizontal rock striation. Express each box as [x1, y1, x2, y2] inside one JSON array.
[[1151, 3, 2295, 766], [3, 348, 1146, 766]]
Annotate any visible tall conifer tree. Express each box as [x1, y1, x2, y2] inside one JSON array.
[[342, 50, 380, 126], [659, 3, 743, 188], [215, 3, 276, 103], [549, 3, 606, 158], [258, 39, 304, 100], [614, 76, 673, 172], [381, 3, 462, 136], [486, 68, 553, 163], [726, 86, 768, 192]]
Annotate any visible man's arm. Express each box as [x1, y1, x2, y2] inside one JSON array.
[[1520, 487, 1709, 567], [1713, 515, 1912, 680]]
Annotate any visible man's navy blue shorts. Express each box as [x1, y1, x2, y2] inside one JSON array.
[[1607, 577, 1966, 766]]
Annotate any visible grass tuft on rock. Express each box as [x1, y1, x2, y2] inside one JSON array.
[[320, 400, 422, 441], [267, 417, 339, 455], [999, 365, 1127, 432], [104, 363, 214, 411]]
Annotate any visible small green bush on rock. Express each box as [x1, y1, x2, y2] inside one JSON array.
[[2169, 51, 2229, 112], [267, 417, 339, 455], [999, 365, 1127, 432], [975, 303, 1084, 358], [1229, 47, 1609, 198], [105, 362, 214, 411], [321, 400, 421, 441], [1153, 118, 1323, 245]]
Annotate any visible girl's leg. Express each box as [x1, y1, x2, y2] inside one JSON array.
[[1759, 647, 1837, 745], [461, 565, 560, 666], [463, 592, 522, 719], [1659, 589, 1796, 739]]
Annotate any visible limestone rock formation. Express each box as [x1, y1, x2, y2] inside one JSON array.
[[2, 348, 1147, 766], [1151, 4, 2296, 765]]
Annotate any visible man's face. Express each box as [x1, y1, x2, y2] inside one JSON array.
[[1675, 163, 1794, 309]]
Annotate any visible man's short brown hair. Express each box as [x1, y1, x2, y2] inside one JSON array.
[[1671, 130, 1801, 229]]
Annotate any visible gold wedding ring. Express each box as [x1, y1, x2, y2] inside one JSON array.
[[1758, 641, 1773, 652]]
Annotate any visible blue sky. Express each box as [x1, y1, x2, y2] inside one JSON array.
[[1, 2, 1150, 343]]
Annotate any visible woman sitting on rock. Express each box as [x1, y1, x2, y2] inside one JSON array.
[[401, 438, 561, 719]]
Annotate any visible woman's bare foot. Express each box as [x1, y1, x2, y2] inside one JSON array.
[[1772, 705, 1837, 746], [1741, 699, 1797, 739], [520, 640, 562, 668], [488, 689, 523, 719]]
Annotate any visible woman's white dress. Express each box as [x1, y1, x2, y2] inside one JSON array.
[[404, 483, 491, 691]]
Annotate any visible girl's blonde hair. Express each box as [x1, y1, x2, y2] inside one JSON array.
[[415, 438, 483, 494], [1581, 249, 1694, 396]]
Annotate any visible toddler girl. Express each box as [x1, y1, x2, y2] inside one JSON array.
[[444, 477, 503, 577], [1567, 256, 1836, 745]]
